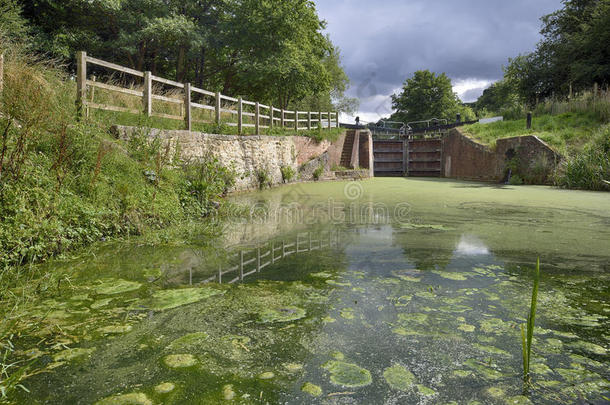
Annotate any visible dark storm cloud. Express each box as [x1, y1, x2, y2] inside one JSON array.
[[314, 0, 563, 121]]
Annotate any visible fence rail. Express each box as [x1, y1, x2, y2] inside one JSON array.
[[198, 229, 341, 285], [76, 51, 339, 134]]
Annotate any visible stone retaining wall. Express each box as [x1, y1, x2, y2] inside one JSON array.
[[110, 126, 359, 192]]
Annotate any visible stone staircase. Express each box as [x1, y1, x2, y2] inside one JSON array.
[[340, 130, 356, 168]]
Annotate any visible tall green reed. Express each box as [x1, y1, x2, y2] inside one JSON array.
[[520, 257, 540, 383]]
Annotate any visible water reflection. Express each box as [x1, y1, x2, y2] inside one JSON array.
[[455, 234, 490, 256]]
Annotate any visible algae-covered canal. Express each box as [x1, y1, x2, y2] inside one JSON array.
[[4, 178, 610, 404]]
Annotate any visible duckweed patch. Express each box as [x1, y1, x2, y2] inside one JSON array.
[[163, 354, 198, 368], [154, 382, 175, 394], [383, 364, 416, 390], [323, 360, 373, 388], [258, 306, 306, 323], [95, 393, 152, 405], [94, 279, 142, 295], [301, 382, 322, 397], [53, 347, 95, 362], [144, 287, 224, 311]]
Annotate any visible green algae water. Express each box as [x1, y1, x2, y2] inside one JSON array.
[[5, 178, 610, 404]]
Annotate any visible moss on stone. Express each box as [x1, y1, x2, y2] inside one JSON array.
[[383, 364, 415, 391], [323, 360, 372, 388]]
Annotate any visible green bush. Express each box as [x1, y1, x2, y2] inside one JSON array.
[[280, 166, 295, 183], [256, 168, 272, 189], [556, 125, 610, 191], [313, 165, 324, 181]]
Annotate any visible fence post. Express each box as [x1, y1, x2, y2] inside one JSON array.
[[218, 264, 222, 284], [282, 240, 285, 258], [215, 92, 221, 125], [239, 250, 244, 280], [318, 111, 322, 129], [294, 110, 298, 131], [76, 51, 87, 119], [143, 71, 152, 117], [309, 232, 312, 251], [281, 109, 285, 128], [0, 52, 4, 98], [238, 96, 243, 135], [184, 82, 192, 131], [86, 75, 96, 118], [271, 241, 275, 263], [256, 247, 261, 272], [327, 111, 331, 130], [308, 111, 312, 130], [269, 106, 274, 130], [526, 112, 532, 129], [255, 102, 260, 135]]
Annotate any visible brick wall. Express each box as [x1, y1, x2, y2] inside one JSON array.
[[442, 128, 561, 183]]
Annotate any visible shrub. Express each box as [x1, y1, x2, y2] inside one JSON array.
[[280, 166, 295, 183], [313, 165, 324, 181], [256, 167, 272, 189], [556, 125, 610, 190]]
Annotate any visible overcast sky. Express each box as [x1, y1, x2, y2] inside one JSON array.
[[314, 0, 563, 123]]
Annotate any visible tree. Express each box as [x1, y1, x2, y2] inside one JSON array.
[[503, 0, 610, 103], [19, 0, 350, 112], [0, 0, 28, 41], [390, 70, 469, 123], [475, 79, 520, 115]]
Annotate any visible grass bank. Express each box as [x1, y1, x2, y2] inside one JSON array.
[[463, 91, 610, 190]]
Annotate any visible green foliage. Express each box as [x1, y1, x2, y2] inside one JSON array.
[[312, 165, 324, 181], [556, 125, 610, 190], [19, 0, 350, 112], [521, 258, 540, 383], [256, 168, 272, 190], [280, 166, 295, 183], [474, 79, 521, 117], [503, 0, 610, 104], [391, 70, 474, 123], [0, 0, 28, 42], [0, 42, 233, 268]]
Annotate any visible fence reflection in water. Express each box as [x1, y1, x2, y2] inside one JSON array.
[[198, 229, 342, 285]]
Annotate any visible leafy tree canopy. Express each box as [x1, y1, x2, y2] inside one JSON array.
[[503, 0, 610, 104], [390, 70, 474, 124], [18, 0, 352, 111]]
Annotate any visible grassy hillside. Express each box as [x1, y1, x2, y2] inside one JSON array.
[[0, 43, 242, 273], [462, 91, 610, 190]]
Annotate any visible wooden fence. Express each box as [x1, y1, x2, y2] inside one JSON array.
[[76, 51, 339, 134], [199, 229, 341, 284]]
